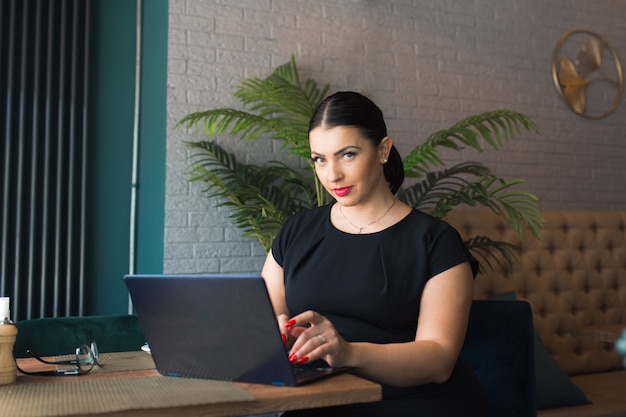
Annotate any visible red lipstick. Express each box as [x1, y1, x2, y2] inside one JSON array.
[[333, 187, 352, 197]]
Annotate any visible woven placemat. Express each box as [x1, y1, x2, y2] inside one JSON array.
[[0, 375, 254, 417]]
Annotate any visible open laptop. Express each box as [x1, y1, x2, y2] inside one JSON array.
[[124, 273, 349, 386]]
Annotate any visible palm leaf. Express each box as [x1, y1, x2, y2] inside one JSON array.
[[398, 165, 542, 240], [435, 176, 542, 238], [187, 141, 316, 251], [403, 110, 538, 176], [236, 56, 328, 123], [465, 235, 519, 272], [177, 55, 330, 207], [397, 162, 493, 208]]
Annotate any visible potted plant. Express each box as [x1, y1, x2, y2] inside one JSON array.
[[177, 55, 543, 271]]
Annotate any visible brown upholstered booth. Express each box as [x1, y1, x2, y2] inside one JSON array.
[[446, 210, 626, 417]]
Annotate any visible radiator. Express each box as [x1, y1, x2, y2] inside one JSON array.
[[0, 0, 91, 321]]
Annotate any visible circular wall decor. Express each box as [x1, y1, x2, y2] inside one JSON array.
[[551, 29, 623, 119]]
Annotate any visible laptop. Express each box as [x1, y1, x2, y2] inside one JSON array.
[[124, 273, 349, 386]]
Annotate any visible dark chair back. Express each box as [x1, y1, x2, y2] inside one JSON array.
[[460, 300, 536, 417]]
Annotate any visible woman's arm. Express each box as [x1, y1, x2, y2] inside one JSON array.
[[261, 249, 290, 316], [288, 262, 475, 387]]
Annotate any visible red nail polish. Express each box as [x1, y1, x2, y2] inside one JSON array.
[[297, 356, 309, 364], [281, 334, 287, 345], [286, 319, 296, 327], [289, 353, 297, 364]]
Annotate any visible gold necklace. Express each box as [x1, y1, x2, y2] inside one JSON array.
[[339, 198, 396, 234]]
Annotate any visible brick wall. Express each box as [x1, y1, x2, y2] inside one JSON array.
[[165, 0, 626, 274]]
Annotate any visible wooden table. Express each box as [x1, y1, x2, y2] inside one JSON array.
[[6, 356, 381, 417]]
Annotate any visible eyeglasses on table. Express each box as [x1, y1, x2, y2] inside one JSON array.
[[16, 341, 100, 376]]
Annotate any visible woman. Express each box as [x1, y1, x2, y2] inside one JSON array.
[[261, 91, 489, 416]]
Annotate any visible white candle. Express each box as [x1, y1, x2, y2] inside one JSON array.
[[0, 297, 9, 321]]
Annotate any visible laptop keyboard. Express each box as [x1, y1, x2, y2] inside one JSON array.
[[291, 358, 345, 381]]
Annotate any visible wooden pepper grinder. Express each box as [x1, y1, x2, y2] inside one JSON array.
[[0, 297, 17, 385]]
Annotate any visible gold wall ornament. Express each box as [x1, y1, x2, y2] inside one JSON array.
[[551, 29, 623, 119]]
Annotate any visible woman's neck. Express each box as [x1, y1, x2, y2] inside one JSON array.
[[336, 195, 398, 234]]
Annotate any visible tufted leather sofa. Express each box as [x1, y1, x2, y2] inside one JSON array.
[[446, 210, 626, 417]]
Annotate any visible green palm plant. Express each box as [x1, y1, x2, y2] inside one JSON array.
[[177, 55, 543, 272]]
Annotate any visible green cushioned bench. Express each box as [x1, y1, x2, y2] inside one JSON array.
[[13, 315, 145, 358]]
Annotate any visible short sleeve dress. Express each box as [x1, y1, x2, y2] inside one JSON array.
[[272, 205, 490, 417]]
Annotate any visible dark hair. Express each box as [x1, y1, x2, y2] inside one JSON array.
[[308, 91, 404, 194]]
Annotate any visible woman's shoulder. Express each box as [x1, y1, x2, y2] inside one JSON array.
[[386, 208, 467, 247], [400, 208, 455, 232]]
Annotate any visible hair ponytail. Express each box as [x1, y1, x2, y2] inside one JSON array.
[[384, 145, 404, 194]]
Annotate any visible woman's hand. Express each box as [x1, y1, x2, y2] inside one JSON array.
[[276, 313, 300, 347], [283, 310, 353, 368]]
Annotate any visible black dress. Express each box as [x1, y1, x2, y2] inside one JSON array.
[[272, 205, 490, 417]]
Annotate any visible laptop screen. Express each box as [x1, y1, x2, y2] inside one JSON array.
[[125, 273, 300, 385]]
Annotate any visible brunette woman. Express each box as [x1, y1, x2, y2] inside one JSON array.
[[262, 91, 489, 416]]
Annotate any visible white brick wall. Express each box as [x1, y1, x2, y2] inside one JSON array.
[[165, 0, 626, 274]]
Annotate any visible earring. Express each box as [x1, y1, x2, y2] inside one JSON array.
[[383, 159, 388, 164]]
